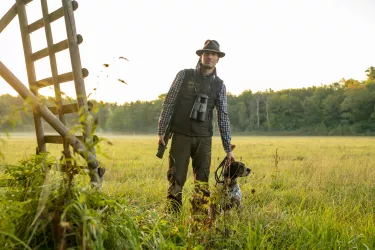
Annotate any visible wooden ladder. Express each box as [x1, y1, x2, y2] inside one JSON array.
[[0, 0, 103, 185]]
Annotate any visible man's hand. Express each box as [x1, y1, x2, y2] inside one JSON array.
[[158, 134, 165, 145], [226, 151, 235, 165]]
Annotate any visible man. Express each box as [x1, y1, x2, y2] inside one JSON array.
[[158, 40, 235, 212]]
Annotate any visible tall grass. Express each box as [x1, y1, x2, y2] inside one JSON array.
[[1, 135, 375, 249]]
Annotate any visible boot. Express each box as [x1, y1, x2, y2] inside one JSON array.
[[166, 194, 182, 214]]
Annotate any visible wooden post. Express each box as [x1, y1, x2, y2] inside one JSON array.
[[61, 0, 94, 154], [16, 0, 46, 153], [41, 0, 72, 165]]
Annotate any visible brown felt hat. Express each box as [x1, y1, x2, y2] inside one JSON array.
[[196, 39, 225, 58]]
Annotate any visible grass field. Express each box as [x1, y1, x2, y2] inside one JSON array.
[[1, 134, 375, 249]]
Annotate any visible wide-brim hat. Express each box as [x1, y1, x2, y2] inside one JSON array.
[[196, 39, 225, 58]]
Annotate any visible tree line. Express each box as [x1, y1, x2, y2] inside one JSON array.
[[1, 66, 375, 135]]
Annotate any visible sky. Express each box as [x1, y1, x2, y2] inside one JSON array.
[[0, 0, 375, 104]]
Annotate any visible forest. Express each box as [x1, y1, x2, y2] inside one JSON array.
[[1, 66, 375, 136]]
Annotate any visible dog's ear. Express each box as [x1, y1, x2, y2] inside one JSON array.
[[224, 161, 240, 179]]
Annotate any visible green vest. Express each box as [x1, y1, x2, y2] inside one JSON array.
[[171, 68, 223, 136]]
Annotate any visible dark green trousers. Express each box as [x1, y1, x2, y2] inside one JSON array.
[[167, 132, 212, 204]]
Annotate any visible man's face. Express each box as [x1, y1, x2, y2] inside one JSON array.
[[201, 51, 219, 70]]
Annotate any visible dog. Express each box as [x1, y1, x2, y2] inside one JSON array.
[[187, 161, 251, 230], [223, 161, 251, 209], [209, 161, 251, 221]]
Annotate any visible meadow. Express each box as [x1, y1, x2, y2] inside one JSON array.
[[1, 134, 375, 249]]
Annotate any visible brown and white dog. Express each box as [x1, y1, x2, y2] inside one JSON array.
[[223, 161, 251, 209], [208, 161, 251, 221]]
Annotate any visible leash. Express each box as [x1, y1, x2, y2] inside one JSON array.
[[214, 156, 227, 185], [214, 145, 238, 186]]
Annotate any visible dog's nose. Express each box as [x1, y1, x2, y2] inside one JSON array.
[[239, 167, 251, 177]]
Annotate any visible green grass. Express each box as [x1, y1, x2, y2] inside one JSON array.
[[1, 135, 375, 249]]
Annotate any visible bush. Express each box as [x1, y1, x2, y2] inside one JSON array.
[[0, 154, 141, 249]]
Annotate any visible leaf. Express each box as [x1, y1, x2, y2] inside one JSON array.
[[119, 56, 129, 61], [118, 79, 127, 85], [103, 63, 109, 67], [31, 169, 53, 227]]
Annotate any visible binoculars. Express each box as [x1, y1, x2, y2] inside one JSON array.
[[189, 93, 209, 122]]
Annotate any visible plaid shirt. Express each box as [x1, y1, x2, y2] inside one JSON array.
[[158, 66, 232, 153]]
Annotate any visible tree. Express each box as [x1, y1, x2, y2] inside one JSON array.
[[261, 89, 273, 130], [340, 85, 375, 132], [322, 92, 344, 127], [236, 90, 253, 131], [253, 92, 262, 129], [344, 78, 362, 88], [365, 66, 375, 81]]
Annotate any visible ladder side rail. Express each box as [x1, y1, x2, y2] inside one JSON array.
[[16, 0, 46, 153], [41, 0, 72, 161], [61, 0, 94, 154]]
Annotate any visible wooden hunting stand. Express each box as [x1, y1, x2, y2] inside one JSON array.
[[0, 0, 104, 186]]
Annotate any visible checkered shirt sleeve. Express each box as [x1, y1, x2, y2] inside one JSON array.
[[158, 70, 185, 135], [216, 83, 232, 153]]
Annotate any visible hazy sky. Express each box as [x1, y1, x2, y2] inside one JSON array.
[[1, 0, 375, 103]]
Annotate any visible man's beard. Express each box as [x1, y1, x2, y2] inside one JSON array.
[[201, 63, 214, 70]]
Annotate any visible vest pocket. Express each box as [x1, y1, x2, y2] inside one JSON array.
[[208, 110, 213, 120]]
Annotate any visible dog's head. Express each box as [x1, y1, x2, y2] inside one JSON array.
[[224, 161, 251, 180]]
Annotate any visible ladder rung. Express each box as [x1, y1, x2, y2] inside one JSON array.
[[50, 163, 81, 174], [31, 35, 83, 61], [45, 135, 83, 144], [48, 103, 79, 115], [35, 68, 88, 88], [28, 0, 78, 33]]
